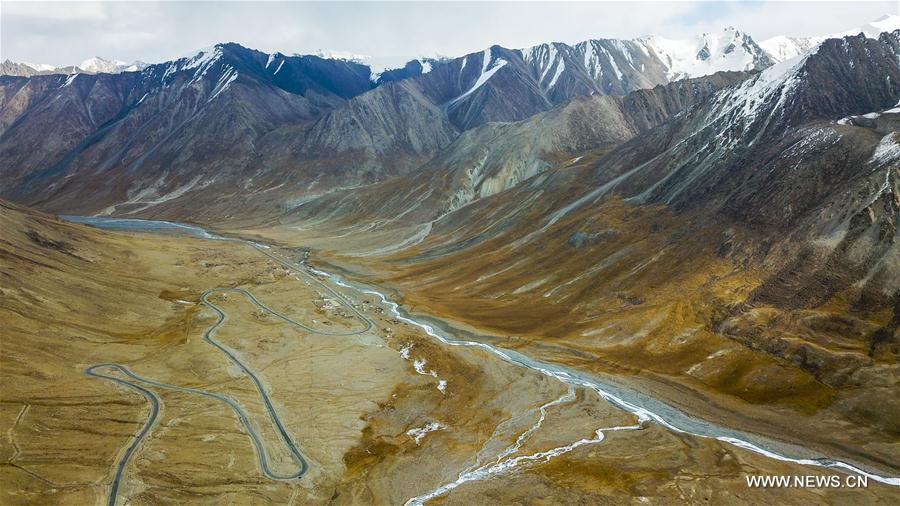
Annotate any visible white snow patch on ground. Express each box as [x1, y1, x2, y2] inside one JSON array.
[[399, 346, 447, 393], [406, 422, 445, 445]]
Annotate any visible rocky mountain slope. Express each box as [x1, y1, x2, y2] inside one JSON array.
[[0, 43, 379, 214], [284, 70, 748, 232]]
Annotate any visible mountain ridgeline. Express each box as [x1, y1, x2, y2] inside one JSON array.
[[0, 27, 776, 215]]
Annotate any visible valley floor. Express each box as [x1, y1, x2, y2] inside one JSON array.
[[3, 205, 895, 504]]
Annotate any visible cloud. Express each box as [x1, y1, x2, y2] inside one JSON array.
[[3, 1, 108, 21]]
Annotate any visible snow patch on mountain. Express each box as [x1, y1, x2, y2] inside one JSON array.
[[548, 59, 566, 89], [870, 133, 900, 165], [62, 73, 79, 87], [182, 46, 222, 71], [208, 65, 238, 101], [759, 36, 824, 63], [449, 49, 508, 106], [523, 43, 559, 83], [850, 13, 900, 38], [580, 43, 603, 79], [601, 46, 623, 79]]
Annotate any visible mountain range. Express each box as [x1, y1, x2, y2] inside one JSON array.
[[0, 56, 147, 77], [1, 16, 896, 216], [7, 15, 895, 79]]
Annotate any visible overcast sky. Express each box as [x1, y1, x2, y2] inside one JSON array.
[[2, 1, 896, 69]]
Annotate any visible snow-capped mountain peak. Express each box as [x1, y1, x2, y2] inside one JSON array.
[[638, 26, 771, 80], [313, 49, 371, 64], [758, 35, 822, 63], [760, 14, 900, 63], [78, 57, 125, 73], [20, 61, 56, 72], [72, 56, 148, 74], [860, 13, 900, 36], [0, 60, 60, 77]]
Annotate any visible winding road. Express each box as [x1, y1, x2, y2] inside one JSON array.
[[85, 241, 372, 506], [84, 365, 160, 506]]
